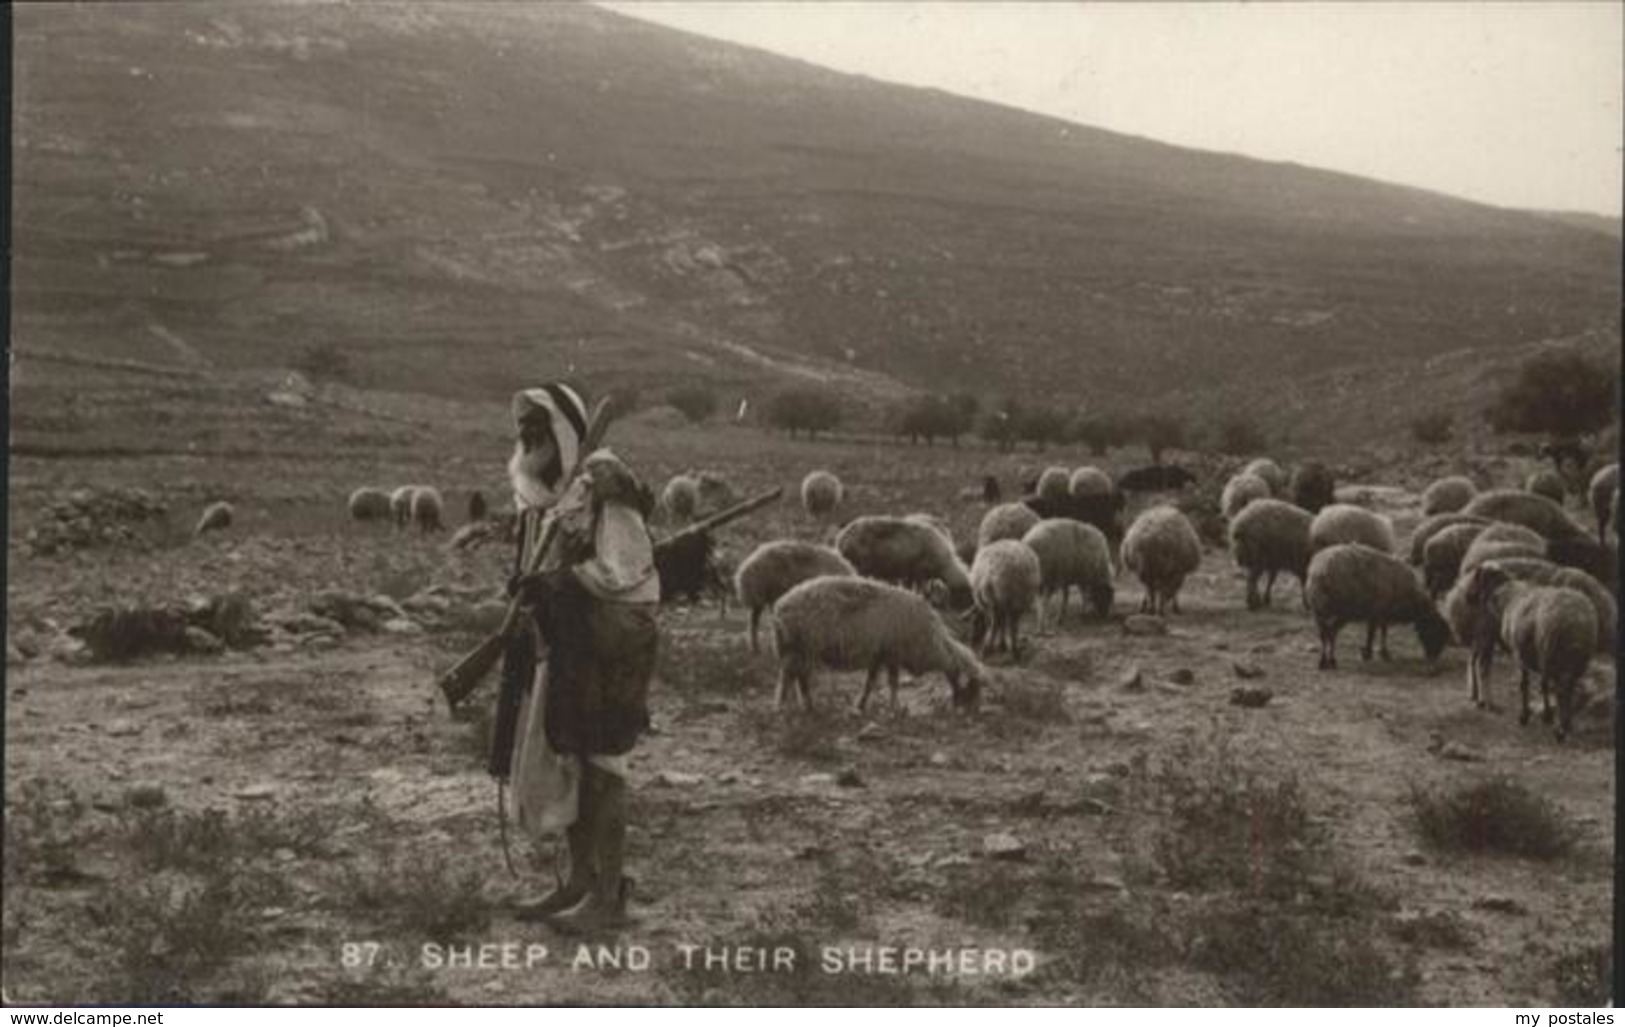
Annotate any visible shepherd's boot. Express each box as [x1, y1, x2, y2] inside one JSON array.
[[515, 813, 596, 922], [547, 771, 632, 934]]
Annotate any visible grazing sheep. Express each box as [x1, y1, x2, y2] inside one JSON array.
[[800, 470, 844, 520], [977, 502, 1042, 549], [1525, 469, 1569, 506], [467, 490, 488, 523], [1309, 503, 1396, 554], [1221, 473, 1272, 520], [1228, 498, 1314, 610], [968, 539, 1043, 660], [1020, 518, 1115, 627], [193, 501, 234, 536], [1407, 512, 1493, 565], [1116, 464, 1197, 494], [1122, 506, 1203, 616], [1462, 565, 1596, 740], [661, 475, 700, 524], [1036, 467, 1071, 500], [1451, 557, 1617, 656], [1021, 491, 1127, 566], [389, 486, 416, 529], [694, 471, 737, 514], [735, 541, 856, 653], [1068, 467, 1115, 498], [903, 512, 955, 547], [655, 531, 730, 613], [771, 575, 985, 711], [1589, 464, 1618, 543], [1458, 523, 1548, 577], [410, 487, 444, 533], [1421, 522, 1489, 598], [1290, 461, 1337, 515], [1304, 544, 1451, 670], [835, 516, 973, 610], [1421, 476, 1478, 516], [1544, 534, 1618, 592], [1460, 489, 1589, 541], [1241, 458, 1288, 496], [349, 487, 394, 524]]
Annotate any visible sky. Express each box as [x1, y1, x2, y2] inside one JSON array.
[[599, 2, 1623, 218]]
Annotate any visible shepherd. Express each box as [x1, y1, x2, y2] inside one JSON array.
[[496, 382, 659, 932]]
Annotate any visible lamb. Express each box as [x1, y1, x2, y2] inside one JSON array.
[[1420, 522, 1489, 598], [734, 541, 856, 652], [1462, 564, 1596, 740], [1122, 506, 1203, 616], [389, 486, 416, 529], [1304, 544, 1451, 670], [968, 539, 1043, 660], [1241, 458, 1288, 496], [1020, 519, 1114, 627], [1460, 489, 1589, 541], [771, 575, 985, 711], [1309, 503, 1396, 554], [467, 490, 488, 523], [800, 470, 844, 520], [1035, 466, 1071, 500], [410, 486, 444, 533], [1589, 464, 1618, 543], [1068, 467, 1115, 498], [1421, 476, 1478, 516], [1524, 470, 1569, 507], [1221, 473, 1272, 520], [661, 475, 700, 524], [977, 502, 1042, 549], [1228, 498, 1314, 610], [349, 487, 394, 524], [193, 501, 234, 536], [1407, 512, 1492, 565], [1290, 461, 1337, 515], [835, 516, 974, 609]]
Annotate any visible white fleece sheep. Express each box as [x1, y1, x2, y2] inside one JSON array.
[[1458, 523, 1547, 577], [410, 486, 444, 533], [835, 515, 973, 609], [349, 487, 393, 524], [1068, 467, 1115, 498], [1228, 498, 1314, 610], [1221, 473, 1272, 521], [193, 501, 234, 536], [1421, 476, 1477, 516], [389, 486, 416, 529], [968, 539, 1043, 660], [1461, 564, 1596, 741], [800, 470, 844, 520], [1420, 521, 1489, 598], [1020, 519, 1114, 627], [1445, 556, 1616, 656], [1309, 503, 1396, 555], [1407, 512, 1492, 565], [1304, 543, 1451, 670], [1036, 466, 1071, 500], [772, 575, 985, 711], [661, 475, 700, 524], [977, 502, 1042, 549], [734, 541, 856, 653], [1122, 505, 1203, 616], [1241, 458, 1288, 496], [1460, 489, 1589, 542], [1524, 469, 1569, 507]]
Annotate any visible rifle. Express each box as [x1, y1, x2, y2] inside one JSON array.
[[436, 477, 783, 710]]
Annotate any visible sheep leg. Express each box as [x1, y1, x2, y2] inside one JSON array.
[[1317, 619, 1338, 670], [1378, 623, 1392, 661], [1058, 585, 1070, 629], [1011, 613, 1023, 665], [1539, 672, 1554, 725], [797, 671, 815, 711], [1245, 571, 1261, 611], [1170, 589, 1182, 615], [749, 608, 762, 654], [887, 664, 901, 710], [857, 663, 882, 712], [1555, 674, 1574, 742], [1361, 622, 1376, 662], [1518, 667, 1532, 726], [775, 664, 793, 708]]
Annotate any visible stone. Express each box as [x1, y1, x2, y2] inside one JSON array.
[[234, 783, 278, 801], [798, 773, 837, 788], [982, 832, 1027, 861], [856, 723, 886, 743], [928, 751, 951, 767], [835, 767, 866, 789], [654, 770, 703, 787], [184, 626, 225, 655], [1472, 895, 1526, 915], [1118, 667, 1146, 692], [381, 617, 423, 635], [1401, 851, 1428, 867], [105, 720, 141, 738], [1168, 668, 1195, 685], [1232, 661, 1266, 680], [125, 784, 167, 809], [1230, 686, 1273, 708], [1437, 742, 1485, 762], [1122, 615, 1167, 636]]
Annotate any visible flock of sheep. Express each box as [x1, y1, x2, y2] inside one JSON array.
[[714, 453, 1617, 744]]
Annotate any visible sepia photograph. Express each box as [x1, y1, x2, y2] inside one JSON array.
[[4, 0, 1620, 1009]]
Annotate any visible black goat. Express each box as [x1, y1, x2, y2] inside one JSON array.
[[1021, 491, 1126, 549], [653, 531, 730, 613], [1116, 465, 1197, 494]]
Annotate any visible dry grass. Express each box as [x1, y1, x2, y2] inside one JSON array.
[[1408, 777, 1578, 859]]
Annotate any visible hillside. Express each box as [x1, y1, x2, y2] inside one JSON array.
[[11, 2, 1619, 436]]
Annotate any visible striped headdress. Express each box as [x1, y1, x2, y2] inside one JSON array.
[[511, 382, 589, 479]]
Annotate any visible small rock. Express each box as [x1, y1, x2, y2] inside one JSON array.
[[1078, 797, 1115, 816], [7, 643, 28, 664], [931, 854, 975, 870], [654, 770, 703, 787], [184, 626, 225, 655], [1122, 615, 1167, 637], [1155, 682, 1187, 697], [928, 751, 950, 767], [794, 844, 827, 861], [1437, 742, 1485, 762], [1082, 874, 1128, 893], [381, 617, 423, 635], [1168, 668, 1195, 685], [983, 832, 1027, 861], [234, 783, 278, 801], [856, 723, 886, 743], [273, 848, 297, 863], [1401, 851, 1428, 867], [1472, 895, 1526, 915], [259, 907, 288, 921], [798, 773, 837, 788], [1232, 661, 1266, 680], [105, 720, 142, 738], [124, 784, 167, 809], [1118, 667, 1145, 692], [835, 767, 865, 789], [1230, 686, 1273, 708]]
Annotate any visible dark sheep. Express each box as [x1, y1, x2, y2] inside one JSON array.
[[1290, 461, 1337, 515], [1021, 491, 1127, 554], [1116, 465, 1197, 494], [654, 532, 729, 612], [467, 490, 488, 524]]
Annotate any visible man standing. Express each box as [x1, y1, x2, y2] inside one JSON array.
[[498, 383, 659, 932]]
